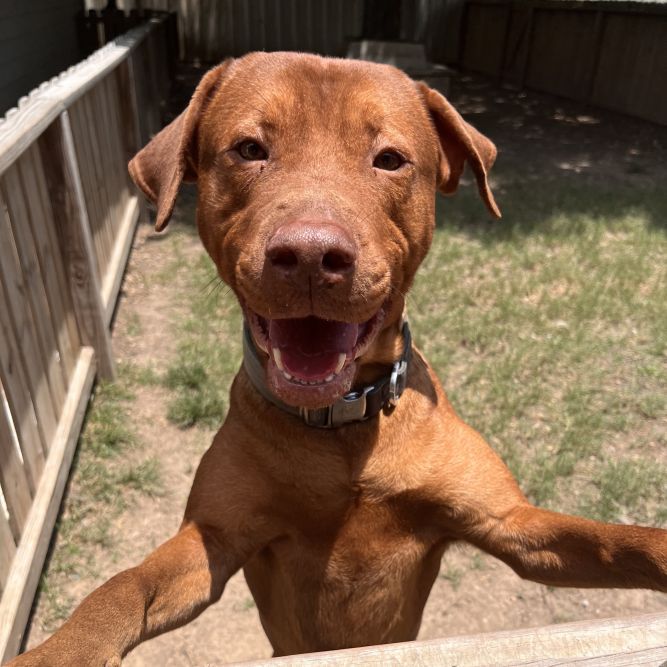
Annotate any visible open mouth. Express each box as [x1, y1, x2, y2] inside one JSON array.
[[245, 306, 386, 408]]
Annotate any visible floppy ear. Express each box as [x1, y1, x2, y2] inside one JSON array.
[[417, 82, 501, 219], [128, 61, 232, 231]]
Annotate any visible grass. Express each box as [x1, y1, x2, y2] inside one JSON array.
[[161, 177, 667, 529], [163, 250, 243, 429], [410, 178, 667, 523], [36, 367, 163, 631]]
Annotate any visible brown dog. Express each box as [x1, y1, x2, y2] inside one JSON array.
[[10, 53, 666, 666]]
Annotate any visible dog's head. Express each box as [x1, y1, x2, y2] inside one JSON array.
[[129, 53, 499, 409]]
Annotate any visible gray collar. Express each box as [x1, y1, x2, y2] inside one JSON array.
[[242, 321, 412, 428]]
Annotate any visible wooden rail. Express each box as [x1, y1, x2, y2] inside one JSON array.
[[227, 611, 667, 666], [0, 16, 172, 662]]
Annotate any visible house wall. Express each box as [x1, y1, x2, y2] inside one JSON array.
[[0, 0, 84, 116]]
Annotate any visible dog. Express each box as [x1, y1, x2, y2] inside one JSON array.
[[10, 52, 666, 666]]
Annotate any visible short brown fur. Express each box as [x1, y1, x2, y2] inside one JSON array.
[[10, 53, 665, 666]]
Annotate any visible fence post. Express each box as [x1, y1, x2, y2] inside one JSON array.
[[39, 111, 116, 381]]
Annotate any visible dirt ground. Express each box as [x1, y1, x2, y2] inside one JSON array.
[[25, 68, 667, 665]]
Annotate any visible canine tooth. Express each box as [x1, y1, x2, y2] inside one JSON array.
[[282, 371, 292, 380], [325, 374, 334, 382], [335, 353, 346, 374], [273, 348, 284, 371]]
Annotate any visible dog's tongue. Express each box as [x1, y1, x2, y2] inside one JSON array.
[[269, 316, 358, 380]]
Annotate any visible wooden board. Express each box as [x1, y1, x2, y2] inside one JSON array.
[[38, 112, 116, 381], [101, 196, 140, 327], [0, 347, 95, 663], [67, 98, 105, 283], [1, 166, 67, 419], [0, 386, 32, 542], [0, 281, 45, 492], [16, 148, 77, 385], [0, 190, 56, 457], [227, 611, 667, 667], [27, 143, 81, 360], [0, 504, 15, 594]]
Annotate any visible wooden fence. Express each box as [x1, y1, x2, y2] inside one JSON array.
[[0, 16, 171, 662], [454, 0, 667, 126], [228, 611, 667, 666], [141, 0, 366, 62]]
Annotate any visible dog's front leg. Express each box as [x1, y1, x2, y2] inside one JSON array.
[[468, 505, 667, 591], [436, 419, 667, 592], [7, 522, 235, 666]]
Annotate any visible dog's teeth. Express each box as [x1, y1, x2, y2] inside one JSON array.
[[335, 353, 346, 374], [325, 374, 334, 382], [273, 348, 284, 371], [282, 370, 292, 380]]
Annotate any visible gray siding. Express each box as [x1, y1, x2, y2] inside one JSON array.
[[0, 0, 84, 115]]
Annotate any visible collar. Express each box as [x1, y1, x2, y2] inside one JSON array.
[[242, 320, 412, 428]]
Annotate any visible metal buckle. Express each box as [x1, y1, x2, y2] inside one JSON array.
[[388, 360, 408, 407], [300, 385, 374, 428]]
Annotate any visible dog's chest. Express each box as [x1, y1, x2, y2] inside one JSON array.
[[244, 473, 447, 651]]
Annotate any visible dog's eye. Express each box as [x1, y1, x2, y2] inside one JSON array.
[[237, 140, 268, 161], [373, 151, 405, 171]]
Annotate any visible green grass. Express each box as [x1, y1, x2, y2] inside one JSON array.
[[411, 178, 667, 523], [162, 177, 667, 528], [37, 366, 163, 630], [163, 251, 243, 429]]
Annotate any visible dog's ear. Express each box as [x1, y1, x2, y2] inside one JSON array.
[[128, 61, 232, 231], [417, 82, 501, 218]]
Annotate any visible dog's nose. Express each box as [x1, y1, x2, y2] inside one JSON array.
[[266, 220, 357, 284]]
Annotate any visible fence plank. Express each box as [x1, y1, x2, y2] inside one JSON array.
[[101, 197, 140, 327], [39, 112, 116, 380], [0, 347, 95, 663], [27, 143, 82, 362], [0, 507, 15, 594], [0, 285, 45, 493], [91, 80, 120, 257], [1, 167, 67, 420], [82, 92, 114, 275], [0, 193, 57, 456], [67, 100, 105, 282], [116, 59, 142, 162], [0, 391, 32, 542], [16, 147, 78, 384], [101, 73, 131, 230], [229, 611, 667, 667], [592, 13, 667, 125]]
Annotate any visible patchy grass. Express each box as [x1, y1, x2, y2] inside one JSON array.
[[36, 367, 163, 631], [164, 251, 242, 428], [161, 179, 667, 529], [439, 564, 464, 591], [583, 460, 667, 525], [412, 179, 667, 525]]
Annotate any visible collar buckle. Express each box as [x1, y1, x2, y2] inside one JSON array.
[[300, 384, 374, 428], [388, 359, 408, 407]]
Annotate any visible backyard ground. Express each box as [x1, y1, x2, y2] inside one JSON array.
[[25, 67, 667, 665]]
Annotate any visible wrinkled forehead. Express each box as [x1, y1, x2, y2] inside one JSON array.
[[202, 53, 434, 147]]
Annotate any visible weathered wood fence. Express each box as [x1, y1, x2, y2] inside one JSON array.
[[228, 611, 667, 666], [0, 16, 171, 662], [454, 0, 667, 125], [141, 0, 366, 61]]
